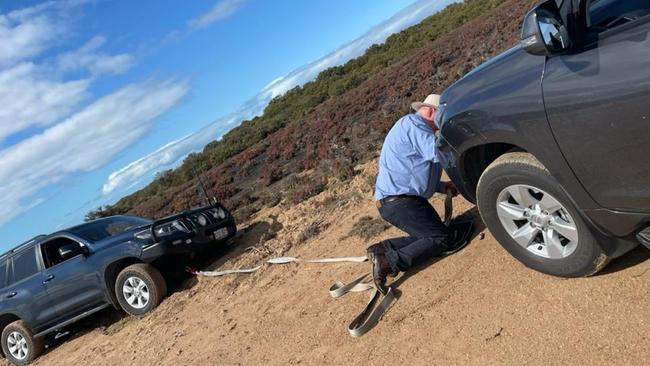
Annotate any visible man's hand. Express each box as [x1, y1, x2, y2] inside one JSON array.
[[441, 181, 459, 197]]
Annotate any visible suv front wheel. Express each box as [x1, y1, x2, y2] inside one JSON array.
[[115, 264, 167, 316], [1, 320, 44, 365], [476, 152, 609, 277]]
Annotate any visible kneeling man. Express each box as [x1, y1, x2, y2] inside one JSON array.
[[369, 94, 473, 293]]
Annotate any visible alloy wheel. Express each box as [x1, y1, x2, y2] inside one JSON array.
[[496, 184, 578, 259], [6, 331, 28, 361], [122, 276, 150, 309]]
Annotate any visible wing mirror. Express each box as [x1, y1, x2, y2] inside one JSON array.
[[520, 1, 570, 55], [58, 243, 89, 260]]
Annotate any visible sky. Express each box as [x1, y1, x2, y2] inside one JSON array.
[[0, 0, 458, 250]]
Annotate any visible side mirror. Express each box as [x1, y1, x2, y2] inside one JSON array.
[[520, 1, 570, 55], [58, 243, 88, 260]]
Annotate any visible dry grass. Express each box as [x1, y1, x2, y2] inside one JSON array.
[[297, 220, 329, 243], [345, 216, 390, 241]]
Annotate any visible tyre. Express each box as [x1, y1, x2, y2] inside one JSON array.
[[1, 321, 44, 365], [115, 263, 167, 316], [476, 152, 609, 277]]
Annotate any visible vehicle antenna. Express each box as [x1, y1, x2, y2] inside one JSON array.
[[194, 167, 217, 206]]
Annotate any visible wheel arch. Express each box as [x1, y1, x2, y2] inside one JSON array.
[[467, 149, 639, 258], [0, 314, 22, 357], [459, 142, 528, 200], [104, 257, 145, 309]]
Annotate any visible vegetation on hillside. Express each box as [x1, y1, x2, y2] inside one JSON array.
[[86, 0, 506, 221]]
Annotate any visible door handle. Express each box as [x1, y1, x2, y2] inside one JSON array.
[[43, 275, 55, 283], [6, 292, 17, 298]]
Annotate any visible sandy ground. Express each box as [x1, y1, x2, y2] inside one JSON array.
[[26, 162, 650, 366]]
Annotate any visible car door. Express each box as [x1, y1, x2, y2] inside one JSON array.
[[0, 258, 8, 308], [39, 237, 107, 322], [1, 246, 59, 335], [542, 0, 650, 210]]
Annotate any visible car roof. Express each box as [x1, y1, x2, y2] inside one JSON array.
[[1, 215, 149, 260]]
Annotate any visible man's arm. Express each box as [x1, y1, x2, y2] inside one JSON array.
[[411, 122, 459, 196]]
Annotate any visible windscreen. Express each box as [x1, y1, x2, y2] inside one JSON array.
[[589, 0, 650, 29], [68, 216, 152, 242]]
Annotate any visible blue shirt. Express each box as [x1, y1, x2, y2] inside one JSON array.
[[374, 113, 443, 200]]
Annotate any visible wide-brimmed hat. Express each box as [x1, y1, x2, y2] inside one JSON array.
[[411, 94, 440, 111]]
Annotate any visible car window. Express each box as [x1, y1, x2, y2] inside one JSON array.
[[106, 221, 139, 236], [41, 238, 83, 268], [10, 247, 39, 284], [588, 0, 650, 30]]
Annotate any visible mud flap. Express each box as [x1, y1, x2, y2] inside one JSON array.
[[636, 227, 650, 250]]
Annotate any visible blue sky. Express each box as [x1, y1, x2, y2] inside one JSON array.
[[0, 0, 457, 250]]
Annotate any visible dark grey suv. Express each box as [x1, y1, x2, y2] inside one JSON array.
[[436, 0, 650, 277], [0, 203, 235, 365]]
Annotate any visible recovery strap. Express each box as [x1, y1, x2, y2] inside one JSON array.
[[188, 191, 453, 336]]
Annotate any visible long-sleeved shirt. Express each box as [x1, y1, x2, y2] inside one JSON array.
[[374, 113, 443, 200]]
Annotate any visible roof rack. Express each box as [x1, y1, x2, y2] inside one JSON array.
[[0, 234, 47, 259]]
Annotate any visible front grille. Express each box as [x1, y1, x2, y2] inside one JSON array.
[[178, 219, 194, 232], [187, 212, 216, 228]]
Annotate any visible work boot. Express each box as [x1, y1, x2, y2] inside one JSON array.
[[367, 243, 398, 277], [367, 244, 397, 294]]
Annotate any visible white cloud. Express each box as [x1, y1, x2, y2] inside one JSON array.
[[0, 1, 85, 67], [0, 2, 136, 143], [101, 105, 260, 195], [0, 79, 189, 226], [102, 133, 197, 195], [0, 62, 90, 141], [99, 0, 459, 196], [189, 0, 246, 29], [0, 7, 59, 66], [57, 36, 135, 76], [0, 0, 191, 231]]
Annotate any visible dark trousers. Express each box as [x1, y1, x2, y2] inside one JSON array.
[[378, 196, 452, 272]]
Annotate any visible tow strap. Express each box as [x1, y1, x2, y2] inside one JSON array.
[[188, 191, 453, 337], [188, 256, 389, 337]]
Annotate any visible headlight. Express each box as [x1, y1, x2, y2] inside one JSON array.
[[154, 220, 190, 237], [191, 213, 208, 227], [135, 229, 153, 241], [210, 207, 227, 220]]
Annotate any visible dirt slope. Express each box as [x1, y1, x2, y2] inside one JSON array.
[[28, 161, 650, 366]]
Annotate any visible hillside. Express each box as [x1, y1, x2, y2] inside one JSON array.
[[87, 0, 510, 221], [24, 1, 650, 365]]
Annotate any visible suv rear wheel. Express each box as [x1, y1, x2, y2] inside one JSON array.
[[1, 320, 44, 365], [476, 152, 609, 277], [115, 264, 167, 316]]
